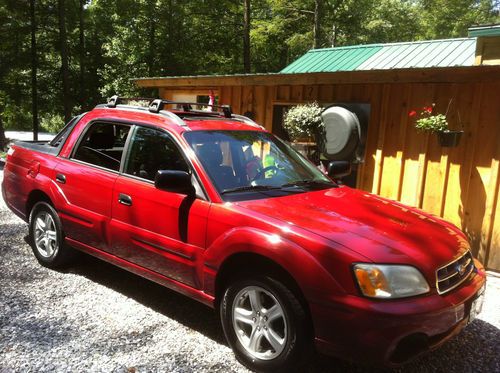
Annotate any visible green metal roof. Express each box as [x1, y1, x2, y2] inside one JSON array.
[[281, 38, 477, 73], [468, 24, 500, 37], [281, 45, 382, 73]]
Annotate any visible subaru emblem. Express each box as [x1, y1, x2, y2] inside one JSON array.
[[457, 263, 467, 276]]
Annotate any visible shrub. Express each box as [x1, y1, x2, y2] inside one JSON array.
[[40, 113, 65, 133], [283, 102, 323, 141]]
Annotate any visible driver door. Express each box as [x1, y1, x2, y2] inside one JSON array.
[[109, 126, 210, 288]]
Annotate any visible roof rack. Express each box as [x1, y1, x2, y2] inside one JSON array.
[[103, 95, 262, 129], [106, 95, 155, 108], [148, 98, 232, 118], [105, 95, 232, 118]]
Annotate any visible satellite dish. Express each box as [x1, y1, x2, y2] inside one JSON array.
[[320, 106, 361, 161]]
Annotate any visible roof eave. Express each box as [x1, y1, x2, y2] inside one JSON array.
[[133, 65, 500, 88]]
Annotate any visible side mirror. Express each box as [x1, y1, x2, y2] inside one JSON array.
[[155, 170, 195, 196], [327, 161, 351, 179]]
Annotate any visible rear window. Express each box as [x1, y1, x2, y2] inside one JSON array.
[[72, 122, 131, 171], [48, 115, 83, 150]]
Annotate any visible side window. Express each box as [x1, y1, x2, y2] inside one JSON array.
[[73, 122, 130, 171], [125, 127, 189, 181]]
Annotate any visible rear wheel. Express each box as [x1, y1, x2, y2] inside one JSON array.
[[220, 275, 312, 372], [29, 201, 75, 268]]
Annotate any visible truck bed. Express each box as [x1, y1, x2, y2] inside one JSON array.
[[13, 141, 60, 156]]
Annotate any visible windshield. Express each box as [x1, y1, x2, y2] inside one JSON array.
[[184, 130, 334, 201]]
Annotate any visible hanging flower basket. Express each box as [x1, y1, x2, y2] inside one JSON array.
[[437, 130, 463, 147], [409, 101, 464, 148]]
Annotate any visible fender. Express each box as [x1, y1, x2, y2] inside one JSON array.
[[4, 146, 60, 220], [201, 226, 345, 303]]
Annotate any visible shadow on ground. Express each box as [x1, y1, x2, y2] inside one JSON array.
[[51, 251, 500, 373], [60, 252, 226, 345]]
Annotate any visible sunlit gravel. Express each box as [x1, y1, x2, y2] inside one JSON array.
[[1, 166, 499, 373]]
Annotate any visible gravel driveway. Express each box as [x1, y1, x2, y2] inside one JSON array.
[[1, 164, 499, 372]]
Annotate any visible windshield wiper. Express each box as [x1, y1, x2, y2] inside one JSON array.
[[220, 185, 281, 195], [281, 179, 336, 189]]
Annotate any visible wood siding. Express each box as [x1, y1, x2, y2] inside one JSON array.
[[160, 79, 500, 271]]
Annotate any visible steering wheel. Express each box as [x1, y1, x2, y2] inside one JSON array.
[[251, 165, 279, 182]]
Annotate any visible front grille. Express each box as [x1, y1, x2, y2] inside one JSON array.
[[436, 251, 474, 295]]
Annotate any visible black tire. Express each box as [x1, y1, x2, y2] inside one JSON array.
[[29, 201, 75, 268], [220, 275, 312, 372]]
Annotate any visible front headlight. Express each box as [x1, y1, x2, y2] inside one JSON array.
[[353, 263, 430, 299]]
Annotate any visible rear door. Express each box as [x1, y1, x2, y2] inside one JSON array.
[[54, 120, 131, 251], [109, 126, 210, 288]]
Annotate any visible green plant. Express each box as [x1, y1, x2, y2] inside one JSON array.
[[40, 113, 66, 133], [409, 104, 448, 133], [283, 102, 323, 141]]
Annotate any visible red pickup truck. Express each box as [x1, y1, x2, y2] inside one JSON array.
[[2, 97, 486, 372]]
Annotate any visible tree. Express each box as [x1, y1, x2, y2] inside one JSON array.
[[362, 0, 422, 43], [0, 1, 32, 131], [1, 0, 499, 135], [419, 0, 499, 39], [78, 0, 85, 105], [0, 113, 7, 150], [313, 0, 321, 48], [30, 0, 39, 140], [244, 0, 251, 72], [58, 0, 71, 123]]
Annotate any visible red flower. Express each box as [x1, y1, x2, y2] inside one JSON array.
[[423, 106, 433, 113], [408, 110, 417, 117]]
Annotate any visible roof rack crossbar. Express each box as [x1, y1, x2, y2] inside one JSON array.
[[107, 96, 158, 108], [105, 95, 235, 122], [148, 99, 232, 118]]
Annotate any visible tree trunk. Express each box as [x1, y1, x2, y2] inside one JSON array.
[[79, 0, 85, 107], [313, 0, 321, 49], [0, 115, 7, 151], [331, 23, 337, 47], [148, 0, 156, 77], [58, 0, 71, 123], [167, 0, 173, 74], [243, 0, 251, 73], [30, 0, 38, 141]]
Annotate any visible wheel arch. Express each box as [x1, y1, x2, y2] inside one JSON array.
[[214, 252, 312, 325], [26, 189, 53, 218]]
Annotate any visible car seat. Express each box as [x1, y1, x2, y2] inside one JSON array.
[[197, 143, 238, 191]]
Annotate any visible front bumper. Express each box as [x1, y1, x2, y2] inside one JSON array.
[[311, 260, 486, 365]]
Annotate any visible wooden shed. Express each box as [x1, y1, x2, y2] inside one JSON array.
[[135, 26, 500, 271]]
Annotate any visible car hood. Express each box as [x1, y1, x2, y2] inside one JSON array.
[[235, 186, 469, 279]]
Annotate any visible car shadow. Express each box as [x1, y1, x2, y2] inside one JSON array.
[[48, 249, 499, 373], [57, 251, 227, 345]]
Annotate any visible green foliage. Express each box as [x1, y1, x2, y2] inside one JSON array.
[[419, 0, 500, 39], [0, 92, 32, 130], [40, 113, 65, 133], [1, 0, 499, 132], [363, 0, 422, 43], [415, 114, 449, 132], [283, 102, 323, 140], [411, 105, 449, 133]]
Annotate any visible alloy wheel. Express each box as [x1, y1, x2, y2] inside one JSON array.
[[232, 285, 287, 360], [33, 211, 58, 258]]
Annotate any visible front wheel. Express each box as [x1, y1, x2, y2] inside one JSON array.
[[220, 276, 312, 372], [29, 201, 75, 268]]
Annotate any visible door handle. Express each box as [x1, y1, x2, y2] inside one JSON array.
[[118, 193, 132, 206], [55, 173, 66, 184]]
